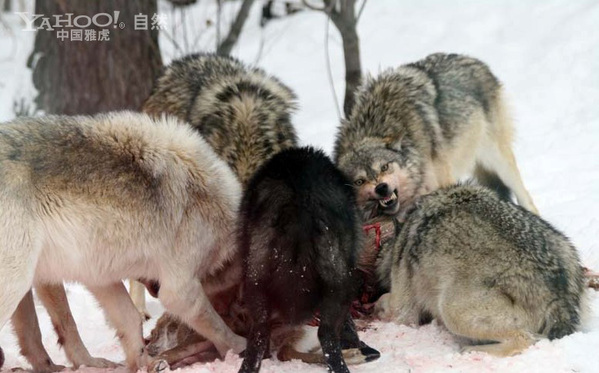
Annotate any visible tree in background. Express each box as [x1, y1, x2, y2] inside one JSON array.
[[216, 0, 256, 56], [28, 0, 162, 115], [303, 0, 366, 118]]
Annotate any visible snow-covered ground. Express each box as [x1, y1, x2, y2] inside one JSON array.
[[1, 0, 599, 372]]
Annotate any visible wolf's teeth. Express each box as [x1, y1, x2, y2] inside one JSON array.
[[379, 192, 397, 207]]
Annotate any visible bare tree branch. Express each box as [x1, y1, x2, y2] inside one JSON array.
[[324, 17, 342, 119], [302, 0, 337, 14], [217, 0, 256, 56], [356, 0, 367, 24], [216, 0, 222, 49], [167, 0, 197, 6]]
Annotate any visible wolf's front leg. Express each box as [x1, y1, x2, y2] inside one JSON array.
[[375, 271, 420, 326]]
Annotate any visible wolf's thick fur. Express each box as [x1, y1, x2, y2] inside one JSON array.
[[238, 147, 369, 373], [143, 53, 298, 186], [376, 184, 585, 356], [334, 53, 538, 217], [0, 112, 246, 371], [141, 54, 303, 369]]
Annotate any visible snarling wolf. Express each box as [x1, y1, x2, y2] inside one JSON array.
[[334, 53, 538, 218], [0, 112, 245, 371], [376, 184, 585, 356], [238, 147, 378, 373]]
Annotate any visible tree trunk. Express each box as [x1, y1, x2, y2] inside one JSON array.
[[29, 0, 162, 115], [322, 0, 362, 118], [217, 0, 256, 56], [338, 25, 361, 118]]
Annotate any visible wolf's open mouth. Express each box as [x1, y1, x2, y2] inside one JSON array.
[[379, 190, 398, 208]]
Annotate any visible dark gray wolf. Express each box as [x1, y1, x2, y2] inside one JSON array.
[[0, 112, 245, 371], [376, 184, 586, 356], [238, 147, 377, 373], [143, 53, 298, 186], [334, 53, 538, 218]]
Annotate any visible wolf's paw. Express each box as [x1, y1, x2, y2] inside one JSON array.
[[149, 359, 169, 373], [341, 344, 381, 365], [373, 293, 392, 320], [74, 356, 119, 369], [27, 362, 66, 373], [359, 344, 381, 362]]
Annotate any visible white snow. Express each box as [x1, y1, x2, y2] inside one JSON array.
[[1, 0, 599, 372]]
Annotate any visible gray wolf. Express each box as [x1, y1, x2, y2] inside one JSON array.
[[334, 53, 538, 218], [0, 112, 246, 371], [238, 147, 378, 373], [375, 184, 586, 356], [143, 53, 298, 186]]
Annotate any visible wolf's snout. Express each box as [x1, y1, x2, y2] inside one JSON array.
[[375, 183, 390, 197]]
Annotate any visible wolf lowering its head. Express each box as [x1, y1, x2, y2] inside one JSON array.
[[335, 53, 539, 218], [334, 66, 437, 218]]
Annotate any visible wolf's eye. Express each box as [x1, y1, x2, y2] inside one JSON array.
[[381, 163, 389, 172], [354, 179, 365, 186]]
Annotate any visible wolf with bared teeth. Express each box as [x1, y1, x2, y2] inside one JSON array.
[[334, 53, 538, 218]]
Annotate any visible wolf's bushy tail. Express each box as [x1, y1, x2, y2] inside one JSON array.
[[544, 294, 582, 340]]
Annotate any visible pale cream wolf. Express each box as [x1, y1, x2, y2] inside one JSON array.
[[134, 53, 299, 318], [376, 184, 586, 356], [334, 53, 538, 218], [0, 112, 246, 371]]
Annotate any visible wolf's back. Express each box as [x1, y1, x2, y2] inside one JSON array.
[[414, 185, 586, 338], [143, 53, 298, 185]]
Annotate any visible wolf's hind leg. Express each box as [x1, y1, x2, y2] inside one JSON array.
[[35, 283, 118, 369], [481, 94, 539, 214], [12, 290, 65, 373], [440, 287, 536, 357], [86, 282, 146, 371], [238, 282, 270, 373], [477, 143, 538, 214], [340, 314, 380, 363], [318, 295, 351, 373]]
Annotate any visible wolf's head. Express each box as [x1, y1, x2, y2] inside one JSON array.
[[337, 137, 424, 218]]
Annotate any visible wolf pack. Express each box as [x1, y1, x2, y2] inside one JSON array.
[[0, 53, 587, 373]]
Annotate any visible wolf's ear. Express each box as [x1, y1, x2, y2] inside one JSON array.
[[384, 135, 404, 153]]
